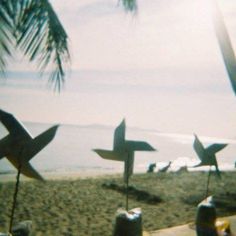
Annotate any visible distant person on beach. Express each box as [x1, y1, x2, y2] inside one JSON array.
[[147, 163, 156, 173], [159, 161, 172, 173], [177, 165, 188, 173]]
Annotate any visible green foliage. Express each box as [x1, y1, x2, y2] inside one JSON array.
[[121, 0, 137, 12], [0, 0, 70, 91], [0, 1, 14, 72], [0, 0, 138, 90]]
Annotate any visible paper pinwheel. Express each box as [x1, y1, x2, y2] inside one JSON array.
[[193, 134, 227, 198], [0, 109, 59, 181], [0, 109, 59, 233], [93, 119, 156, 180], [93, 119, 155, 210], [193, 134, 227, 177]]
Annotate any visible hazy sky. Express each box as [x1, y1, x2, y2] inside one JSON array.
[[1, 0, 236, 138]]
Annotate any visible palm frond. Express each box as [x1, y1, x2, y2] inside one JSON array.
[[211, 0, 236, 95], [121, 0, 137, 12], [0, 1, 14, 72], [15, 0, 70, 90]]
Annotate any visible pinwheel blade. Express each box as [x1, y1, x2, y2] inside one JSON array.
[[193, 134, 205, 162]]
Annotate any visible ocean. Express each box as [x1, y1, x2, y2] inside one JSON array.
[[0, 122, 235, 178]]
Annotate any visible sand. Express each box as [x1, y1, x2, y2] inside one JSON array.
[[149, 215, 236, 235], [0, 170, 236, 235]]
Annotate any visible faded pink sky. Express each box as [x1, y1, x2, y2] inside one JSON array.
[[1, 0, 236, 138]]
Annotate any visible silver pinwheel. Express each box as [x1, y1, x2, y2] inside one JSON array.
[[93, 119, 156, 210]]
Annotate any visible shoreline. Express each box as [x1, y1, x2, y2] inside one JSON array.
[[0, 169, 123, 182], [1, 168, 235, 182]]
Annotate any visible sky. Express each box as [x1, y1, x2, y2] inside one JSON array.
[[1, 0, 236, 139]]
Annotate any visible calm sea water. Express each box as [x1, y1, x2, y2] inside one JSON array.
[[0, 122, 236, 177]]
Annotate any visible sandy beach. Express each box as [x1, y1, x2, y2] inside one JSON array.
[[0, 170, 236, 235]]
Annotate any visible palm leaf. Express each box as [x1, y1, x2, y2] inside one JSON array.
[[0, 0, 69, 91], [0, 1, 14, 72], [0, 0, 137, 89], [16, 0, 70, 91], [193, 134, 205, 162], [211, 0, 236, 95], [206, 143, 227, 155], [0, 0, 137, 90], [121, 0, 137, 12]]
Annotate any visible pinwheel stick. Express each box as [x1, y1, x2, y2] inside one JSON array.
[[9, 155, 23, 233], [205, 166, 212, 198], [126, 176, 129, 211], [125, 153, 130, 211]]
